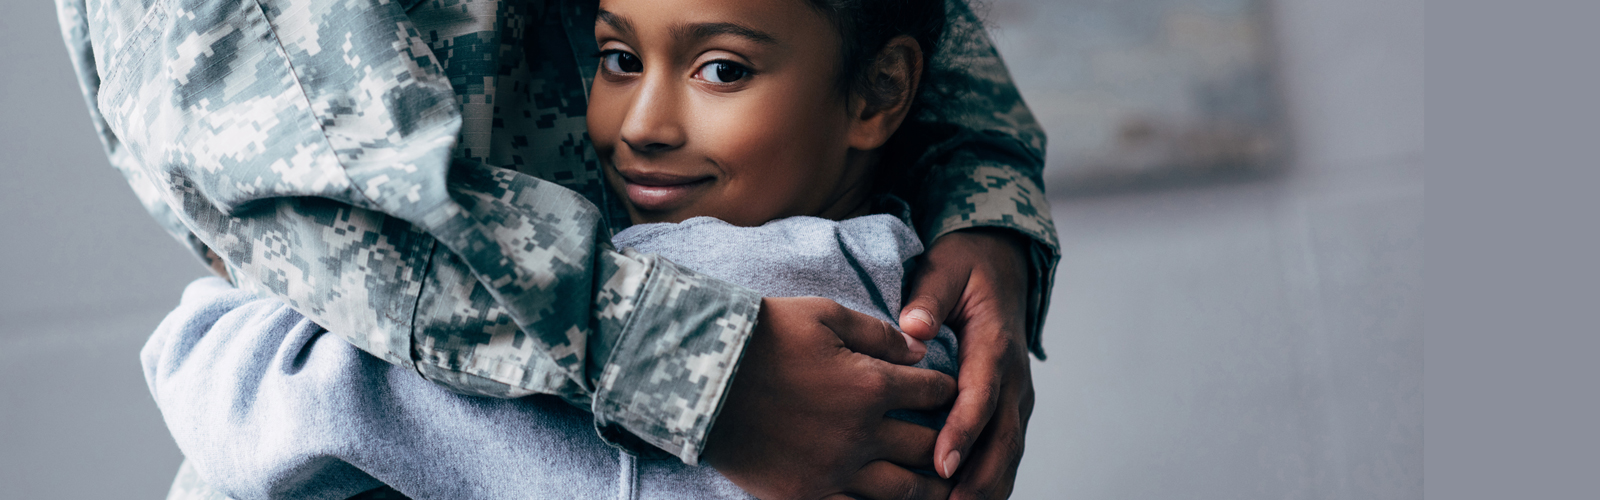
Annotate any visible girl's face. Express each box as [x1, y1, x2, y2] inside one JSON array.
[[588, 0, 873, 226]]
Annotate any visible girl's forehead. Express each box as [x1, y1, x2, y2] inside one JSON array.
[[594, 0, 830, 38]]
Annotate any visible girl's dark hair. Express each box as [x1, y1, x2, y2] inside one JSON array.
[[802, 0, 947, 110]]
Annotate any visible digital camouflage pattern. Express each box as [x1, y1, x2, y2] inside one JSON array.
[[901, 0, 1060, 349], [58, 0, 1057, 483]]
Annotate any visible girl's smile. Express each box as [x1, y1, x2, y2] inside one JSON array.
[[614, 169, 715, 212]]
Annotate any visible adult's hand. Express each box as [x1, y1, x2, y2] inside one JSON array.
[[898, 228, 1036, 500], [703, 297, 958, 500]]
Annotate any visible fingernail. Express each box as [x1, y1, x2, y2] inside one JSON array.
[[903, 332, 927, 358], [906, 308, 935, 329], [942, 450, 961, 478]]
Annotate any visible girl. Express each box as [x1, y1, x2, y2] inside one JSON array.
[[146, 0, 1000, 498]]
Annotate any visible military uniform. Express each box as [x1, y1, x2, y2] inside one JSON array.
[[57, 0, 1058, 473]]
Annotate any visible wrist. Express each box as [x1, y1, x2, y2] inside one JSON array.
[[946, 226, 1030, 253]]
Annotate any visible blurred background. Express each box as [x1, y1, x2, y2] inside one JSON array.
[[0, 0, 1420, 497]]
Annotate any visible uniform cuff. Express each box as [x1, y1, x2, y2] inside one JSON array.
[[590, 255, 763, 464], [919, 156, 1061, 359]]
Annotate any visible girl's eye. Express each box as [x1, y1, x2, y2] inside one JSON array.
[[696, 61, 750, 84], [601, 51, 642, 74]]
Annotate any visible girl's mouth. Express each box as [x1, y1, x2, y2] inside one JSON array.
[[617, 170, 715, 212]]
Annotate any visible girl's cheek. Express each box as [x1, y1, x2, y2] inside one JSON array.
[[706, 100, 786, 166], [587, 85, 628, 154]]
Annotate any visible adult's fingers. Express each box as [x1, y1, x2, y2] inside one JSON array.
[[933, 337, 1002, 479], [881, 363, 957, 411], [820, 299, 926, 365], [899, 253, 970, 341], [950, 405, 1026, 500], [875, 419, 941, 470], [845, 460, 953, 500]]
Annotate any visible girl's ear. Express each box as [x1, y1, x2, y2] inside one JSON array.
[[847, 36, 924, 151]]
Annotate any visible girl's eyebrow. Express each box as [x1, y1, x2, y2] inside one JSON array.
[[596, 10, 636, 36], [596, 9, 778, 47], [675, 22, 779, 46]]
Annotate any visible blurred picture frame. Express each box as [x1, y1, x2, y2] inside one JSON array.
[[988, 0, 1286, 193]]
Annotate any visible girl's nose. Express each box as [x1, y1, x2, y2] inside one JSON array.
[[619, 74, 686, 154]]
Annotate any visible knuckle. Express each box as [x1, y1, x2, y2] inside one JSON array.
[[835, 422, 873, 445], [1001, 420, 1026, 460], [951, 425, 978, 447], [969, 385, 998, 406], [992, 333, 1020, 358], [811, 297, 839, 315], [857, 371, 890, 396], [929, 376, 957, 402], [893, 476, 923, 500], [941, 414, 978, 442], [803, 296, 837, 315], [878, 321, 902, 341]]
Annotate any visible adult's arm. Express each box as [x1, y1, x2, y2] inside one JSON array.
[[896, 0, 1060, 352], [145, 213, 956, 499], [58, 0, 1057, 470], [891, 1, 1061, 497], [57, 0, 759, 463], [141, 277, 738, 499]]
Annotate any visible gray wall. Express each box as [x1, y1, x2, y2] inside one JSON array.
[[1002, 0, 1421, 497], [1, 1, 203, 497], [0, 0, 1421, 498]]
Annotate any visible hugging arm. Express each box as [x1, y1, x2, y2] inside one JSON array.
[[57, 0, 760, 463], [61, 0, 1054, 490], [893, 0, 1061, 496], [140, 277, 707, 499], [899, 0, 1059, 355]]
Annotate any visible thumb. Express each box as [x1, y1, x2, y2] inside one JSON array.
[[900, 260, 969, 341], [821, 302, 927, 365]]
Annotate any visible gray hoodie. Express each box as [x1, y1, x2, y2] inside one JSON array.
[[143, 213, 957, 500]]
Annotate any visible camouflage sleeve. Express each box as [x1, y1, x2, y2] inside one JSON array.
[[895, 0, 1061, 358], [55, 0, 217, 272], [59, 0, 760, 463]]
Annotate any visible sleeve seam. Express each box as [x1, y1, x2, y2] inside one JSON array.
[[406, 238, 442, 376]]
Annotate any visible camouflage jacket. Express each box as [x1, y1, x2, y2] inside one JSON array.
[[58, 0, 1058, 464]]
